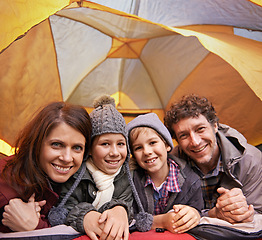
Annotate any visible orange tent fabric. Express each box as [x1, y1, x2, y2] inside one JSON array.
[[0, 0, 261, 150]]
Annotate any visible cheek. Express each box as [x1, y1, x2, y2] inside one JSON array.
[[177, 140, 187, 149], [133, 152, 142, 162], [39, 147, 50, 167], [121, 148, 127, 158], [75, 153, 84, 165]]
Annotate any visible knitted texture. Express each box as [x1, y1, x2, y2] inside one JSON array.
[[90, 95, 127, 142], [127, 113, 173, 152], [48, 163, 86, 226], [124, 162, 153, 231]]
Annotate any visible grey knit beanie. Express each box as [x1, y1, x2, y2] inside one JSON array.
[[127, 112, 174, 152], [89, 95, 128, 146]]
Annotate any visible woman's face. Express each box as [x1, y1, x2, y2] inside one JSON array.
[[39, 122, 86, 183], [90, 133, 127, 175]]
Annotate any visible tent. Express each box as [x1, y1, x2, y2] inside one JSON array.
[[0, 0, 262, 152]]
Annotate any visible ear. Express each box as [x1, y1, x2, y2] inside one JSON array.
[[166, 145, 171, 152], [214, 122, 218, 133]]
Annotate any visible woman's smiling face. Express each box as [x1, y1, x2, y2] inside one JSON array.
[[39, 122, 86, 183]]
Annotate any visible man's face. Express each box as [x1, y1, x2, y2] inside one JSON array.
[[172, 114, 219, 173]]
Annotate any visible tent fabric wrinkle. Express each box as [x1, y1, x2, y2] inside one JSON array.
[[0, 0, 262, 150]]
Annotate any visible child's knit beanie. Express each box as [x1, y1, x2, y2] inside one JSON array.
[[127, 112, 174, 151], [89, 95, 128, 145]]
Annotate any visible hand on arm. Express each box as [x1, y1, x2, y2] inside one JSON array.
[[152, 212, 176, 233], [208, 187, 254, 223], [151, 205, 200, 234], [98, 205, 129, 240], [171, 205, 200, 233], [83, 211, 104, 240], [2, 194, 46, 231]]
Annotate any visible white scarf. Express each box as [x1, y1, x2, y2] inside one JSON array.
[[86, 159, 122, 209]]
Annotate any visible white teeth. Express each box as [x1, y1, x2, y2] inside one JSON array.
[[54, 165, 70, 172], [193, 145, 206, 152], [106, 161, 119, 164], [145, 159, 155, 163]]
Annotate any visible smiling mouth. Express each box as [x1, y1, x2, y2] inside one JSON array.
[[191, 145, 207, 153], [52, 163, 72, 172], [105, 160, 120, 165], [145, 157, 157, 163]]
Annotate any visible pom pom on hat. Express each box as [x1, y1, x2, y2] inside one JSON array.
[[93, 95, 116, 108], [135, 212, 154, 232], [48, 206, 69, 226]]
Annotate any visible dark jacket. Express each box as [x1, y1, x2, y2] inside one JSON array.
[[132, 154, 204, 216], [62, 161, 133, 233], [0, 157, 59, 233]]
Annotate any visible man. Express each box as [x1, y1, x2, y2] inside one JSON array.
[[164, 94, 262, 224]]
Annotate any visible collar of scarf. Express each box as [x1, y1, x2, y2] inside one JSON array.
[[86, 159, 122, 209]]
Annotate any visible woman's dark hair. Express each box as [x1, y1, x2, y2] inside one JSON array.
[[164, 94, 219, 140], [1, 102, 92, 201]]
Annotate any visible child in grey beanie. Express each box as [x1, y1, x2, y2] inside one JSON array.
[[127, 113, 204, 233], [57, 95, 152, 240]]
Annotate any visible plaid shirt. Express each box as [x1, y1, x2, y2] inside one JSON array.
[[190, 158, 224, 209], [144, 158, 181, 215]]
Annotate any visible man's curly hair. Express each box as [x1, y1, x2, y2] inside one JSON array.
[[164, 94, 219, 140]]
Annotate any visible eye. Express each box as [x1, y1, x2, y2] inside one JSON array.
[[51, 142, 62, 148], [149, 141, 157, 145], [73, 145, 84, 152], [101, 142, 109, 146], [178, 133, 187, 140], [197, 126, 206, 133], [118, 141, 126, 146], [133, 146, 142, 151]]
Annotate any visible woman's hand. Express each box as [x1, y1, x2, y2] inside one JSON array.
[[2, 194, 46, 231]]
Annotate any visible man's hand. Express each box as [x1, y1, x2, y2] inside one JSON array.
[[98, 206, 129, 240], [2, 194, 46, 231], [209, 187, 254, 223]]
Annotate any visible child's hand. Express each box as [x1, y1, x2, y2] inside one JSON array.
[[154, 211, 177, 233], [2, 194, 44, 231], [98, 206, 129, 240], [171, 205, 200, 233], [83, 211, 104, 240]]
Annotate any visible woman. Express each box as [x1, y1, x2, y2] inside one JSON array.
[[0, 101, 92, 233]]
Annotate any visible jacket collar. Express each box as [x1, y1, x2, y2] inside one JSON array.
[[217, 124, 246, 168]]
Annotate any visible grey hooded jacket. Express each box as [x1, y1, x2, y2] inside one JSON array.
[[175, 123, 262, 214]]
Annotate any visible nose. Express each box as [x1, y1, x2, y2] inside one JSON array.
[[143, 145, 152, 156], [109, 144, 120, 157], [60, 148, 73, 162], [190, 132, 201, 146]]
